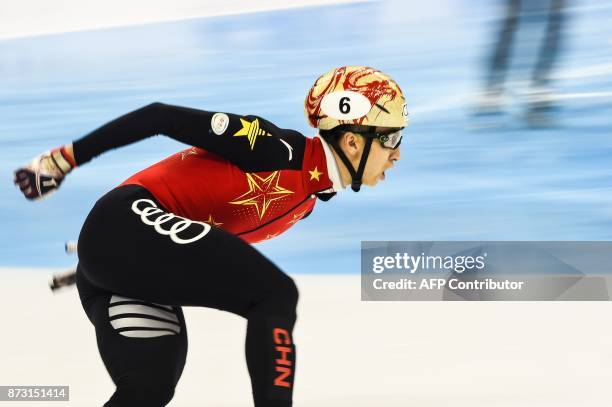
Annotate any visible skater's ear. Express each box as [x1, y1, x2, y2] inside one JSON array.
[[337, 131, 364, 160]]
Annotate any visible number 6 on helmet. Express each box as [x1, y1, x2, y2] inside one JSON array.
[[305, 66, 408, 130]]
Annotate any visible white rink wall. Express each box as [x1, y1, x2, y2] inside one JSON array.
[[0, 0, 368, 40], [1, 269, 612, 406]]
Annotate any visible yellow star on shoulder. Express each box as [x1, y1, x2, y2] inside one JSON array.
[[233, 118, 271, 150], [309, 166, 322, 181], [229, 171, 294, 220], [204, 214, 223, 227]]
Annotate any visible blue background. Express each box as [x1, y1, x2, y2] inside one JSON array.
[[1, 0, 611, 272]]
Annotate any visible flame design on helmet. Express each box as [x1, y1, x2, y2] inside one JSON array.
[[305, 66, 407, 130]]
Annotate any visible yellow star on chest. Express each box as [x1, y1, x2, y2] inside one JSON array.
[[309, 166, 322, 181], [233, 118, 271, 150], [229, 171, 294, 220], [204, 214, 223, 227]]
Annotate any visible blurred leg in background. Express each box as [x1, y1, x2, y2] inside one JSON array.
[[526, 0, 567, 124], [479, 0, 521, 116], [476, 0, 568, 126]]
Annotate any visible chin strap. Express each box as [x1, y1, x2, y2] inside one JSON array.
[[329, 137, 374, 192]]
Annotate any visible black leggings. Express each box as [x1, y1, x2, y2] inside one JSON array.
[[76, 184, 298, 406]]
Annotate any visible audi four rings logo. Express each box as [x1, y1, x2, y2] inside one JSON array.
[[131, 199, 212, 244]]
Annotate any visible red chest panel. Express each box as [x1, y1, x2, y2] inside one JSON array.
[[119, 138, 332, 243]]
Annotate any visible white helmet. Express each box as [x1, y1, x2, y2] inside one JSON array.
[[305, 66, 407, 130]]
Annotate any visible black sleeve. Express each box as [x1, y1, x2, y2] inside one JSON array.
[[72, 102, 306, 172]]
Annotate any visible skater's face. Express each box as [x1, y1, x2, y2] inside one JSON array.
[[340, 128, 402, 187], [362, 133, 401, 186]]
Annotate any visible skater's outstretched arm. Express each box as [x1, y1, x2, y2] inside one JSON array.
[[14, 102, 306, 200], [72, 102, 306, 171]]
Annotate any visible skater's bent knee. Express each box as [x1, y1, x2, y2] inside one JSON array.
[[275, 274, 299, 306], [255, 274, 299, 314]]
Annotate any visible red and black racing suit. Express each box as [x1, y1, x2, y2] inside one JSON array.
[[73, 103, 338, 407]]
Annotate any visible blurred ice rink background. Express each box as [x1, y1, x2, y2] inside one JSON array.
[[1, 2, 612, 406], [1, 0, 611, 272]]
